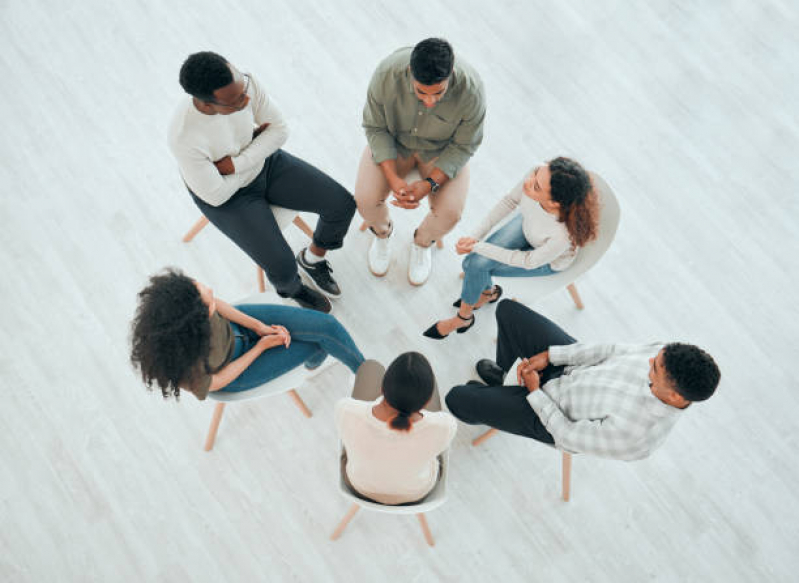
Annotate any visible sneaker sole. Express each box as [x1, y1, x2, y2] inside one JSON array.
[[368, 263, 389, 277], [298, 268, 342, 300]]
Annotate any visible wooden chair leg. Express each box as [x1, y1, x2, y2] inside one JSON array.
[[359, 220, 368, 232], [287, 389, 312, 418], [566, 283, 584, 310], [330, 504, 360, 540], [459, 271, 464, 279], [417, 513, 435, 547], [562, 452, 572, 501], [204, 403, 226, 451], [472, 427, 498, 446], [182, 216, 210, 243], [257, 267, 266, 293], [436, 238, 444, 249], [293, 216, 315, 239]]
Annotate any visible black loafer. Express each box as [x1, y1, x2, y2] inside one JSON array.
[[476, 359, 505, 385]]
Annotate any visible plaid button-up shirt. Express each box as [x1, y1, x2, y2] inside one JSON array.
[[525, 343, 684, 461]]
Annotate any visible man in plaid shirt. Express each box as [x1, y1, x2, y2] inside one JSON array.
[[446, 300, 721, 460]]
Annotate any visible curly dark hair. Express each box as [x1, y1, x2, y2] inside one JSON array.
[[129, 268, 211, 399], [179, 51, 233, 101], [410, 38, 454, 85], [662, 343, 720, 402], [548, 157, 599, 248], [383, 352, 436, 431]]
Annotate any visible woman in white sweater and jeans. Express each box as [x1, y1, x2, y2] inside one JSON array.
[[335, 353, 456, 505], [423, 157, 599, 339]]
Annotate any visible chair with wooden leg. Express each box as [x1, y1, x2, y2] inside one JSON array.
[[182, 207, 316, 292], [471, 427, 574, 501], [202, 290, 332, 452], [330, 452, 449, 547], [459, 171, 620, 310], [359, 169, 445, 249]]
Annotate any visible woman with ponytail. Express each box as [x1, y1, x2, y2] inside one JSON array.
[[423, 157, 599, 339], [335, 352, 457, 505]]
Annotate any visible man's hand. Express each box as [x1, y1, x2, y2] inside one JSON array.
[[391, 179, 431, 209], [214, 156, 235, 176], [252, 122, 270, 139], [516, 358, 541, 392], [455, 237, 478, 255], [526, 350, 550, 372]]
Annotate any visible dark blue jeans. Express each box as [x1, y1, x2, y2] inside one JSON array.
[[191, 149, 356, 297], [221, 303, 364, 393]]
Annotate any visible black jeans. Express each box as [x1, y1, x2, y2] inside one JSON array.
[[445, 299, 577, 444], [191, 149, 356, 296]]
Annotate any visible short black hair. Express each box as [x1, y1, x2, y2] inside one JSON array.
[[382, 352, 436, 431], [410, 38, 454, 85], [179, 51, 233, 101], [662, 343, 720, 402]]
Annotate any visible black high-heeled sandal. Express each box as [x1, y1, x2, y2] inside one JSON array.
[[422, 313, 475, 339], [452, 285, 503, 309]]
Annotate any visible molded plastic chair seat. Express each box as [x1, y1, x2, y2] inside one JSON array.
[[330, 451, 449, 546], [202, 291, 333, 451]]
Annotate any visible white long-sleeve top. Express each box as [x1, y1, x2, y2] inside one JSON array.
[[517, 343, 684, 461], [167, 75, 289, 206], [470, 180, 576, 271]]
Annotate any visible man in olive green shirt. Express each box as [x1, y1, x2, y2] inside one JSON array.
[[355, 38, 486, 286]]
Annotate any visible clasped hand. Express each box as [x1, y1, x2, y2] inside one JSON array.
[[254, 323, 291, 349], [455, 237, 478, 255], [516, 351, 550, 392], [390, 179, 430, 209]]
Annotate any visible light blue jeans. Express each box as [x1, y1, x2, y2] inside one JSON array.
[[461, 214, 555, 305], [220, 304, 364, 393]]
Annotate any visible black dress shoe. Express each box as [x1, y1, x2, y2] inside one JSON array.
[[297, 249, 341, 298], [453, 285, 503, 309], [476, 359, 505, 385], [423, 314, 475, 339], [292, 284, 332, 313]]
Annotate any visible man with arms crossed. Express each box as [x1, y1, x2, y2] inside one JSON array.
[[169, 51, 356, 313], [356, 38, 486, 285], [446, 300, 721, 460]]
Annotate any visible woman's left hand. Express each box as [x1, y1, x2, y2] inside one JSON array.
[[455, 237, 478, 255]]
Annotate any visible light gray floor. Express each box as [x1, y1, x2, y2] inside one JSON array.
[[1, 0, 798, 581]]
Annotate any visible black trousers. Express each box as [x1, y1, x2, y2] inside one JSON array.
[[191, 149, 356, 296], [445, 299, 577, 444]]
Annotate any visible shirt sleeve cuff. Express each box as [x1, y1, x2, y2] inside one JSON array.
[[548, 345, 569, 366]]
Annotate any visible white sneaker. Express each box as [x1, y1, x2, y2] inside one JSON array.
[[408, 241, 432, 286], [368, 232, 391, 276]]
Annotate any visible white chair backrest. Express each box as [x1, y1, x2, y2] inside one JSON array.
[[338, 450, 449, 515], [270, 205, 298, 232], [505, 171, 621, 303], [207, 291, 333, 403]]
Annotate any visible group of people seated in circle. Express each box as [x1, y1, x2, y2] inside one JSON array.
[[129, 38, 722, 505]]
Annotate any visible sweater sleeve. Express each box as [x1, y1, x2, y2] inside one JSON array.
[[171, 140, 243, 207], [470, 182, 523, 240], [472, 231, 570, 270], [230, 77, 289, 173], [526, 390, 648, 460], [363, 71, 398, 164]]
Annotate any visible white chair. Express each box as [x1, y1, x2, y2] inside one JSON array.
[[462, 171, 621, 310], [202, 290, 332, 451], [182, 207, 315, 293], [330, 452, 450, 547], [359, 169, 444, 249]]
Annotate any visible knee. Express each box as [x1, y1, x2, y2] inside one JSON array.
[[435, 207, 463, 230], [463, 253, 492, 273], [445, 386, 469, 419], [496, 298, 518, 322]]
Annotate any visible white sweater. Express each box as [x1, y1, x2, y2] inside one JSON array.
[[335, 397, 457, 505], [471, 179, 577, 271], [167, 75, 289, 206]]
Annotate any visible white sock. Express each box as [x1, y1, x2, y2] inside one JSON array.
[[304, 247, 325, 264]]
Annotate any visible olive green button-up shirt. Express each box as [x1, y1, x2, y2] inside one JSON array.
[[363, 47, 486, 179]]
